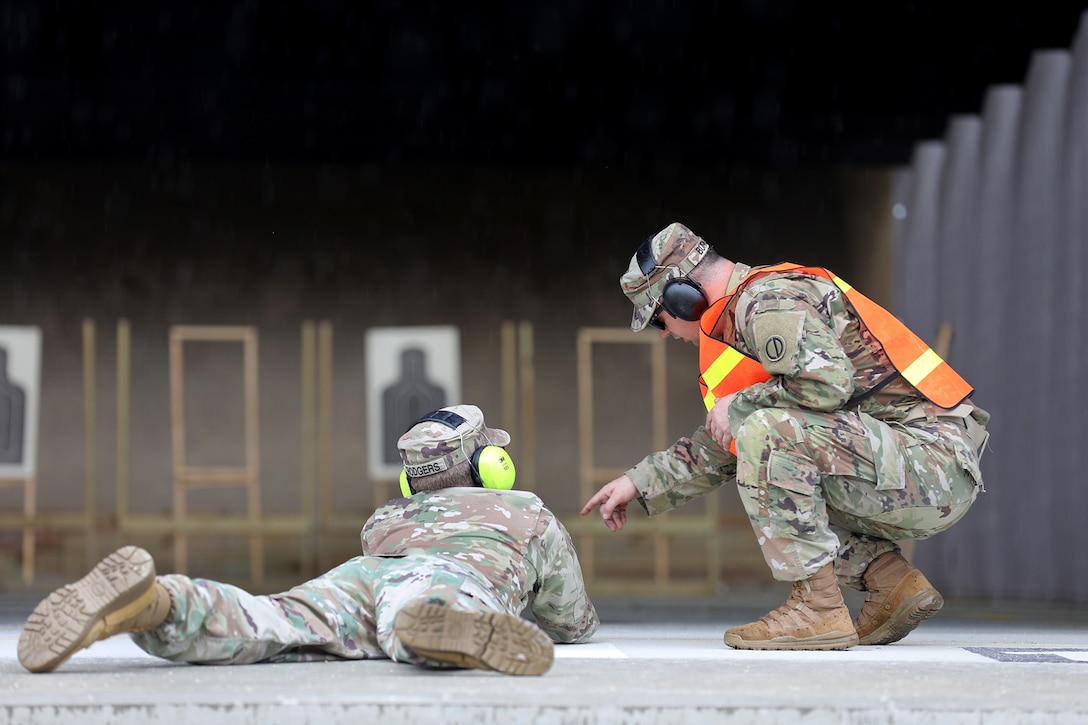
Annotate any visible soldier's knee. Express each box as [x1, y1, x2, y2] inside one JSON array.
[[735, 408, 806, 452]]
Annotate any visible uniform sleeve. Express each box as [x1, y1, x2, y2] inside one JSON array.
[[628, 425, 737, 516], [728, 276, 855, 424], [528, 513, 600, 643]]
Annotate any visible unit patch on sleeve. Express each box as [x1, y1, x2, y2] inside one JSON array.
[[751, 311, 803, 375]]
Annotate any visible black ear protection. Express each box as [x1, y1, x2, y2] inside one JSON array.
[[636, 234, 709, 322], [399, 410, 517, 496]]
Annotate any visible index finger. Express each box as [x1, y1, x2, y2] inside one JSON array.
[[580, 488, 609, 516]]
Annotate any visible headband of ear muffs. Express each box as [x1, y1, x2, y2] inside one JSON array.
[[636, 234, 709, 322], [399, 411, 517, 496]]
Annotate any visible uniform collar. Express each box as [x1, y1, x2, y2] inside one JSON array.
[[725, 262, 752, 295]]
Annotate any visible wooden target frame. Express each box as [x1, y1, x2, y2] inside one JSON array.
[[168, 325, 263, 583], [569, 327, 721, 595]]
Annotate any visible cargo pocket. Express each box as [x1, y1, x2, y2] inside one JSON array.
[[859, 411, 911, 491], [965, 414, 990, 461], [765, 449, 819, 537], [953, 433, 985, 492]]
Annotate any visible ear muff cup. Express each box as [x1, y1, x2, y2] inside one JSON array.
[[470, 446, 516, 490], [660, 278, 709, 321]]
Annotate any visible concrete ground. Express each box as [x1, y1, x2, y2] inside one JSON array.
[[1, 589, 1086, 724]]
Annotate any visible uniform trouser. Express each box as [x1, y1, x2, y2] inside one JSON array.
[[130, 554, 508, 666], [732, 409, 984, 590]]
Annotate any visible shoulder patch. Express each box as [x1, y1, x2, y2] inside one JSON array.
[[751, 310, 804, 375]]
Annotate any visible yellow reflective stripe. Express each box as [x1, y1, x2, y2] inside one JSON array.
[[832, 275, 852, 293], [703, 390, 716, 411], [902, 348, 942, 386], [703, 346, 747, 392]]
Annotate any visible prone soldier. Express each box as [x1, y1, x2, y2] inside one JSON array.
[[19, 404, 599, 675]]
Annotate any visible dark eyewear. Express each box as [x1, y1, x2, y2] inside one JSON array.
[[647, 306, 667, 330]]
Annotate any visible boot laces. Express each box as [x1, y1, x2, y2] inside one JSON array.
[[761, 579, 813, 627]]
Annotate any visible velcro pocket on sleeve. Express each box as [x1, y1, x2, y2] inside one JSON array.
[[751, 309, 804, 375]]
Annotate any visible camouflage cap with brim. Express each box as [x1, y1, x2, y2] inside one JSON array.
[[619, 222, 710, 331], [397, 404, 511, 479]]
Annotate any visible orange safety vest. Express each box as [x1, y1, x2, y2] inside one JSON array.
[[699, 262, 973, 423]]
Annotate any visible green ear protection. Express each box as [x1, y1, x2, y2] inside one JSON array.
[[399, 411, 517, 496]]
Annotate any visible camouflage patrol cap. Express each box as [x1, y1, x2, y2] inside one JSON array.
[[619, 222, 710, 331], [397, 404, 511, 479]]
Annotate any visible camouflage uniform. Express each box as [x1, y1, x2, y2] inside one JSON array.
[[625, 263, 990, 590], [132, 488, 598, 665]]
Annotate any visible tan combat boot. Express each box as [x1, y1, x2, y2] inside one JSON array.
[[855, 550, 943, 645], [18, 546, 172, 673], [394, 601, 555, 676], [724, 563, 859, 650]]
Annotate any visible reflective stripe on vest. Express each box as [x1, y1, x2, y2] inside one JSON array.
[[698, 262, 802, 410], [697, 263, 973, 413], [699, 343, 770, 410]]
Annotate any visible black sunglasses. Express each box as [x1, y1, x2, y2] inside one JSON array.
[[647, 305, 667, 330]]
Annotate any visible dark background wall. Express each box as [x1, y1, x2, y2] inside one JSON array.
[[5, 2, 1086, 168]]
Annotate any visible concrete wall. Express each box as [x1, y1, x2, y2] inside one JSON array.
[[894, 12, 1088, 605]]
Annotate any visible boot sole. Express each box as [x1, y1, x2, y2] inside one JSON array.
[[17, 546, 157, 673], [724, 629, 859, 651], [394, 602, 554, 676], [857, 589, 944, 646]]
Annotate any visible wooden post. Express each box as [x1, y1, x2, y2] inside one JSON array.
[[517, 321, 536, 491], [116, 319, 131, 549], [300, 321, 316, 577], [82, 318, 97, 570]]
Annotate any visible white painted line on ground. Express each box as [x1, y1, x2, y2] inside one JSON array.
[[3, 626, 1086, 666], [554, 642, 627, 659]]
